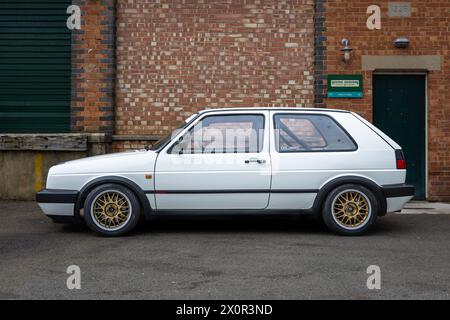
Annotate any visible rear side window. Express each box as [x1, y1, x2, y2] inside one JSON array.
[[274, 114, 357, 152]]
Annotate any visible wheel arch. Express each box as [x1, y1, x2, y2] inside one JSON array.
[[75, 176, 152, 221], [312, 175, 387, 216]]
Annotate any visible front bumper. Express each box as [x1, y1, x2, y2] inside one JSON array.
[[36, 189, 79, 223], [382, 184, 415, 213]]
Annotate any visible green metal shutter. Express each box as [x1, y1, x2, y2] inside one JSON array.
[[0, 0, 71, 133]]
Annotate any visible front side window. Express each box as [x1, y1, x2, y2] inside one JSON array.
[[274, 114, 356, 152], [170, 114, 265, 154]]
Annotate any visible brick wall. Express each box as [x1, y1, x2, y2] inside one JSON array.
[[115, 0, 315, 142], [321, 0, 450, 200], [77, 0, 449, 200], [71, 0, 115, 134], [112, 139, 151, 151]]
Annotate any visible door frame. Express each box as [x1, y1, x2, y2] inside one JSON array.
[[372, 71, 428, 198], [154, 110, 272, 210]]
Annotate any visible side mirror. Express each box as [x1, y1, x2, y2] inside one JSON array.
[[176, 136, 185, 154]]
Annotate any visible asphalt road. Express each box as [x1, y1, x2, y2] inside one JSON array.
[[0, 201, 449, 299]]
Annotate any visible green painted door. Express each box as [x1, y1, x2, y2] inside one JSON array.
[[0, 0, 71, 133], [373, 74, 426, 199]]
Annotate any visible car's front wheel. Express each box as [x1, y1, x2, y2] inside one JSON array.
[[322, 184, 378, 235], [83, 183, 141, 236]]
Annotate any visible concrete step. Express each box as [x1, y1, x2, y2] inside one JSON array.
[[398, 201, 450, 214]]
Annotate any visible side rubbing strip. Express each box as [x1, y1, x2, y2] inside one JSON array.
[[145, 189, 319, 194], [270, 189, 318, 193]]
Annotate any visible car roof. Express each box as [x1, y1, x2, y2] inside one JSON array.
[[198, 107, 351, 114]]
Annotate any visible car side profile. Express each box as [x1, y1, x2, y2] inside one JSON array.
[[36, 108, 414, 236]]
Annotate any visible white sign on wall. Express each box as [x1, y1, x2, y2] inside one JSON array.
[[388, 2, 412, 17]]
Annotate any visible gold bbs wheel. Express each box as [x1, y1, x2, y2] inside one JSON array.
[[331, 189, 372, 230], [91, 190, 132, 231]]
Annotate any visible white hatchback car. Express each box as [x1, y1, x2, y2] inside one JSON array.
[[37, 108, 414, 236]]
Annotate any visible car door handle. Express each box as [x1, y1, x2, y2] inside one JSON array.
[[245, 158, 266, 164]]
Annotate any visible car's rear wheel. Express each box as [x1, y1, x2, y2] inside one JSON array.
[[83, 184, 141, 236], [322, 184, 378, 235]]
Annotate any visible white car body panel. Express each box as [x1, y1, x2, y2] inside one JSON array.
[[37, 108, 413, 219], [44, 150, 158, 213], [48, 150, 157, 175], [37, 203, 74, 216], [386, 195, 414, 212]]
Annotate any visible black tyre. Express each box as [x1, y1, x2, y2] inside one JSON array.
[[322, 184, 379, 236], [83, 183, 141, 236]]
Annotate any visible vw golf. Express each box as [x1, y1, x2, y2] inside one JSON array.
[[37, 108, 414, 236]]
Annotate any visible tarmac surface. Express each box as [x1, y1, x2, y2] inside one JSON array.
[[0, 201, 449, 299]]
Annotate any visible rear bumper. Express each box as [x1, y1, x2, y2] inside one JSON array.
[[382, 184, 415, 213], [36, 189, 78, 222], [382, 183, 415, 198]]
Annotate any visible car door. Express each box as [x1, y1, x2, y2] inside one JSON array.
[[154, 111, 271, 210]]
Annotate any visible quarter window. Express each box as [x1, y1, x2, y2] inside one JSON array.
[[170, 114, 265, 154], [274, 114, 356, 152]]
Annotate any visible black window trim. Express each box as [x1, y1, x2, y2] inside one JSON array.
[[167, 112, 266, 155], [272, 112, 358, 153]]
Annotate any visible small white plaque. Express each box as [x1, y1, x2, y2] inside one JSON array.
[[388, 2, 412, 17]]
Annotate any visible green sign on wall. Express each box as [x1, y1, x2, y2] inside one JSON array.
[[327, 74, 363, 98]]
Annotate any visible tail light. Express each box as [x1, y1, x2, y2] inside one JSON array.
[[395, 149, 407, 169]]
